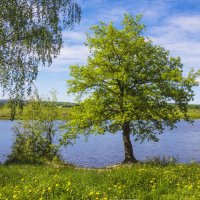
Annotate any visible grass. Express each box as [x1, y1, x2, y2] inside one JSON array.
[[186, 109, 200, 119], [0, 106, 11, 120], [1, 105, 200, 120], [0, 163, 200, 199]]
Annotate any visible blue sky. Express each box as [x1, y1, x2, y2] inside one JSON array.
[[35, 0, 200, 103]]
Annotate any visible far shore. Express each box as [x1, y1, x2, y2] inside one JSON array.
[[1, 107, 200, 120]]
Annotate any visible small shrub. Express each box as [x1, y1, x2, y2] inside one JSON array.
[[144, 155, 177, 166], [6, 121, 61, 164], [6, 90, 64, 164]]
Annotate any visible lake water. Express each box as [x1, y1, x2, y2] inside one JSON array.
[[1, 120, 200, 167]]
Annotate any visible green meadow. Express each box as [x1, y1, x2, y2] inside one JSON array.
[[1, 104, 200, 120], [0, 163, 200, 200]]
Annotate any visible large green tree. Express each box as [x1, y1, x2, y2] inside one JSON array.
[[64, 14, 199, 163], [0, 0, 81, 116]]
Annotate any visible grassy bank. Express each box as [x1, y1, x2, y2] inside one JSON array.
[[1, 106, 200, 120], [0, 106, 11, 120], [0, 163, 200, 199], [186, 109, 200, 119]]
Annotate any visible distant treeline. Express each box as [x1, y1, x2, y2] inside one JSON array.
[[0, 99, 76, 108], [188, 104, 200, 109], [54, 102, 77, 107], [0, 99, 200, 109]]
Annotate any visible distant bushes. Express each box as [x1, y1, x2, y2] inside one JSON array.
[[188, 104, 200, 110]]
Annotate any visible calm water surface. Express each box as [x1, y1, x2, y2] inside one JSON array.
[[1, 120, 200, 167]]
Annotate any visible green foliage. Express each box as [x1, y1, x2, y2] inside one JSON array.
[[188, 104, 200, 110], [0, 103, 11, 119], [7, 90, 64, 164], [0, 0, 81, 117], [64, 14, 200, 143], [1, 163, 200, 199]]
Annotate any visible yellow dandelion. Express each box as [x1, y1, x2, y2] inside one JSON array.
[[67, 181, 71, 187], [88, 191, 94, 196], [188, 185, 193, 190]]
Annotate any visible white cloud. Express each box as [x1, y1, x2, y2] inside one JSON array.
[[40, 44, 89, 72], [149, 14, 200, 73], [139, 0, 170, 19], [57, 45, 89, 61], [62, 31, 86, 42], [97, 7, 128, 23], [168, 15, 200, 33]]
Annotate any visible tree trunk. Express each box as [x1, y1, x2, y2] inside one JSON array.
[[122, 122, 137, 163]]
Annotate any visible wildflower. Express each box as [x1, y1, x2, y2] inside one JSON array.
[[48, 187, 51, 192], [67, 181, 71, 187], [88, 191, 94, 196], [56, 183, 59, 187], [13, 194, 17, 198], [188, 185, 193, 190]]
